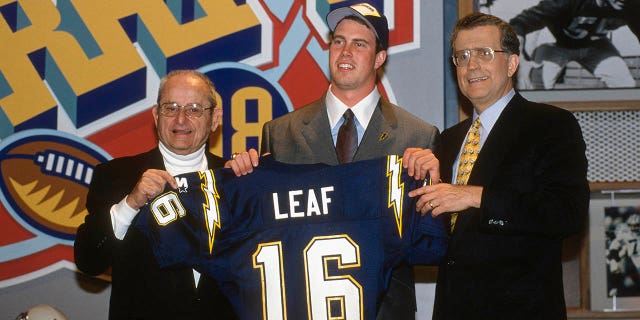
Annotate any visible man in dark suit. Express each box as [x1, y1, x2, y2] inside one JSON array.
[[74, 70, 236, 319], [409, 13, 589, 319], [229, 3, 441, 319]]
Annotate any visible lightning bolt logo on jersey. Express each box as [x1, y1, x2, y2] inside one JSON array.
[[136, 155, 447, 320]]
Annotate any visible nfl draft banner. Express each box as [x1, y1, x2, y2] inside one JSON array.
[[0, 0, 419, 288]]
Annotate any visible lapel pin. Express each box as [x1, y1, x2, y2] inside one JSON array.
[[379, 132, 389, 142]]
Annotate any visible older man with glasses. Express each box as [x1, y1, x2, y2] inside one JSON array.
[[74, 70, 237, 320], [409, 12, 589, 319]]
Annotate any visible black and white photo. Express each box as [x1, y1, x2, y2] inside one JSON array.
[[605, 206, 640, 297], [475, 0, 640, 91]]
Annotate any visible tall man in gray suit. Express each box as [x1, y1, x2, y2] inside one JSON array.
[[229, 3, 440, 319]]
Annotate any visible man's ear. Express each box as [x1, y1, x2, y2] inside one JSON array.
[[151, 105, 159, 125], [210, 107, 223, 132], [507, 53, 520, 78], [375, 50, 387, 69]]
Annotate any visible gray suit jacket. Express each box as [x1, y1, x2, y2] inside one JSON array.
[[261, 96, 440, 165], [260, 95, 440, 319]]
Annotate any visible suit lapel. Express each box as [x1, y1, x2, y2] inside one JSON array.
[[444, 94, 524, 234], [295, 98, 403, 164], [300, 99, 340, 165], [439, 122, 472, 234], [354, 99, 396, 161], [142, 148, 167, 170], [144, 147, 224, 171], [468, 94, 524, 187], [440, 118, 472, 184]]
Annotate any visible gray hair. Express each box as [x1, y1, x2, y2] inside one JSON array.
[[157, 69, 217, 109]]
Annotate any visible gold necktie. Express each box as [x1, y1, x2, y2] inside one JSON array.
[[451, 118, 481, 231]]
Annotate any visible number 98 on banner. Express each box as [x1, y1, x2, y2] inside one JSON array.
[[202, 63, 292, 158]]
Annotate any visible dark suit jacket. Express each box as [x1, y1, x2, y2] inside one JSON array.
[[74, 148, 236, 320], [261, 96, 441, 319], [432, 93, 589, 320]]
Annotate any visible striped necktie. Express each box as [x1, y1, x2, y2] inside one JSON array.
[[451, 117, 481, 231]]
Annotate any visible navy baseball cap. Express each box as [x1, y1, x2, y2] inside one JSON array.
[[326, 3, 389, 50]]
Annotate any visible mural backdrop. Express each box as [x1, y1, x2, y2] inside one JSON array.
[[0, 0, 443, 318]]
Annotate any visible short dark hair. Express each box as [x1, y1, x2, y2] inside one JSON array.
[[157, 70, 217, 109], [450, 12, 520, 56]]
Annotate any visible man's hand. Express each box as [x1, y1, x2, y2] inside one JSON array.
[[402, 148, 440, 183], [126, 169, 177, 210], [408, 183, 482, 216], [225, 149, 260, 176]]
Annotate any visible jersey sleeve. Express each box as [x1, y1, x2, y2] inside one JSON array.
[[398, 172, 448, 266], [135, 172, 210, 269], [407, 211, 448, 265]]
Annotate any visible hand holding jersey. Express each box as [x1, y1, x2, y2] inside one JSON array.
[[126, 169, 178, 210], [227, 147, 440, 184]]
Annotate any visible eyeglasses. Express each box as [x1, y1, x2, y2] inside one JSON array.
[[158, 102, 212, 118], [452, 47, 507, 67]]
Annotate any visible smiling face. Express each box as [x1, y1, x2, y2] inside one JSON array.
[[152, 73, 222, 155], [329, 18, 386, 104], [454, 25, 518, 113]]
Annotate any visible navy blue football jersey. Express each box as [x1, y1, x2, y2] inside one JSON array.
[[136, 155, 447, 319]]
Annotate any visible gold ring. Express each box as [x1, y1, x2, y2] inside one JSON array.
[[231, 152, 240, 159], [429, 202, 434, 209]]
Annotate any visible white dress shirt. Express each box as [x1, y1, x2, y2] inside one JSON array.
[[326, 85, 380, 146], [452, 89, 515, 181]]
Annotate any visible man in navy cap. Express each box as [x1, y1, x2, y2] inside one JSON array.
[[229, 3, 441, 319]]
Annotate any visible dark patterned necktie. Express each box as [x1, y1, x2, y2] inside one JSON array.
[[336, 109, 357, 164]]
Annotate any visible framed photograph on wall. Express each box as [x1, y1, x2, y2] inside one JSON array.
[[459, 0, 640, 107], [604, 206, 640, 298], [590, 198, 640, 313]]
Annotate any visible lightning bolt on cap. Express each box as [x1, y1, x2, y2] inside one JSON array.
[[326, 2, 389, 50]]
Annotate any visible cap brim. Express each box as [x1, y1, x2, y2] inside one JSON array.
[[327, 7, 379, 39], [326, 6, 388, 50]]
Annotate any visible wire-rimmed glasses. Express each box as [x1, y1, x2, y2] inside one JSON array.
[[157, 102, 212, 118], [452, 47, 507, 67]]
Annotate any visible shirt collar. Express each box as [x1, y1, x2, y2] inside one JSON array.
[[326, 85, 380, 130], [158, 142, 208, 175], [474, 88, 515, 141]]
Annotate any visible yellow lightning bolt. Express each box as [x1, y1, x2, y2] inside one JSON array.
[[386, 155, 404, 237], [199, 170, 221, 254]]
